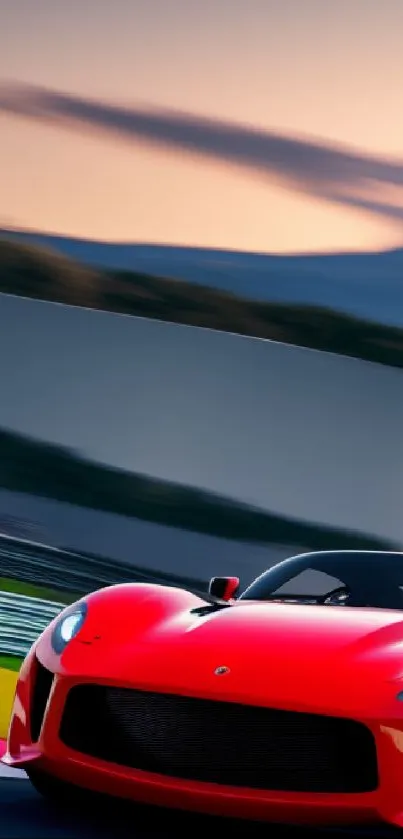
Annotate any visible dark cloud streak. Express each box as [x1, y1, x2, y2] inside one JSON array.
[[1, 81, 403, 222]]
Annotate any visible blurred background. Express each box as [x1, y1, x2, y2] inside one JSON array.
[[0, 0, 403, 711]]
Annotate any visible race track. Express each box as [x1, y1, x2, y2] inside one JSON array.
[[0, 745, 312, 838], [0, 777, 397, 839], [0, 738, 398, 839]]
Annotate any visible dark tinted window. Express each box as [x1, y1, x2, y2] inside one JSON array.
[[240, 551, 403, 609], [268, 568, 344, 597]]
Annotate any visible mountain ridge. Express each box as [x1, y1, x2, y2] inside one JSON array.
[[2, 226, 403, 327]]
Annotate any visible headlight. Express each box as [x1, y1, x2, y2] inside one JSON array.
[[51, 602, 87, 654]]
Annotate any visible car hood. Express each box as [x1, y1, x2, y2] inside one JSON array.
[[61, 596, 403, 717]]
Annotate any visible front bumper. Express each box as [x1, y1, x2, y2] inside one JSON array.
[[4, 646, 403, 828]]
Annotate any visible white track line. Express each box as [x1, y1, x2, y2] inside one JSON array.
[[0, 763, 27, 779]]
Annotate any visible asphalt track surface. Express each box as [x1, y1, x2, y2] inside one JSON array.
[[0, 737, 398, 839], [0, 769, 401, 839]]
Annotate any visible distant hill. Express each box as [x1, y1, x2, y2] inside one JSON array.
[[0, 237, 98, 307], [0, 428, 393, 552], [1, 236, 403, 368], [2, 226, 403, 327]]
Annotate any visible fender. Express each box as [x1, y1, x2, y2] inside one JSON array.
[[62, 583, 206, 648]]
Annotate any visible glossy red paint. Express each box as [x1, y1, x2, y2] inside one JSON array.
[[208, 576, 240, 601], [223, 576, 240, 600], [0, 739, 6, 759], [4, 582, 403, 827]]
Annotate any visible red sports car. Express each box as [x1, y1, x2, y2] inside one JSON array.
[[3, 549, 403, 829]]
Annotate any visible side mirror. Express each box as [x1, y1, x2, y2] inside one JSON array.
[[208, 576, 240, 601]]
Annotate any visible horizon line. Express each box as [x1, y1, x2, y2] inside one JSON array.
[[1, 224, 403, 260]]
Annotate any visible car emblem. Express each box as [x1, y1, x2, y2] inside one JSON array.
[[214, 665, 230, 675]]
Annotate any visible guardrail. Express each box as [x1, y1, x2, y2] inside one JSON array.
[[0, 533, 208, 597], [0, 533, 211, 659], [0, 591, 64, 658]]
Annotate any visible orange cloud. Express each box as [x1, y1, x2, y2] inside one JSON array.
[[1, 81, 403, 224]]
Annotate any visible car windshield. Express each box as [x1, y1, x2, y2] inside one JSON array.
[[240, 551, 403, 609]]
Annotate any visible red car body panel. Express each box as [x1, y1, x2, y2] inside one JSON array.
[[4, 582, 403, 827]]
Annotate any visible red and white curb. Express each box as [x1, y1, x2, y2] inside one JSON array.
[[0, 740, 26, 779]]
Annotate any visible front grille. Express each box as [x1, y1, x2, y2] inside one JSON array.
[[59, 686, 378, 794], [30, 657, 54, 742]]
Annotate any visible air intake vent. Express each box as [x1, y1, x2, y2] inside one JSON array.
[[60, 686, 378, 794], [30, 657, 54, 742]]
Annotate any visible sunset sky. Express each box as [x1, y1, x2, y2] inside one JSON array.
[[1, 0, 403, 254]]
